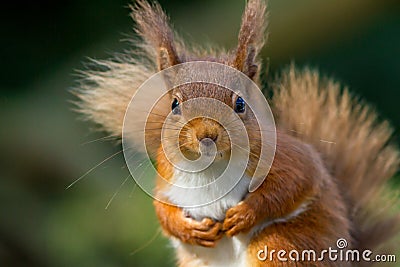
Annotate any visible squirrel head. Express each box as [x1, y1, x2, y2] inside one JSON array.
[[77, 0, 268, 174], [133, 0, 267, 166]]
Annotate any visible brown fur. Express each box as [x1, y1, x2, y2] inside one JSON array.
[[246, 133, 350, 266], [75, 0, 400, 266], [272, 66, 400, 255], [232, 0, 267, 80]]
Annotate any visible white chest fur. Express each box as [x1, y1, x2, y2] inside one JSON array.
[[163, 159, 252, 266], [163, 159, 250, 221]]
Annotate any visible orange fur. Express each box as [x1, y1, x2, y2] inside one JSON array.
[[246, 133, 350, 266], [272, 66, 400, 255]]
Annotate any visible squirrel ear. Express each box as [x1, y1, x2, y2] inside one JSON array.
[[232, 0, 267, 80], [158, 46, 180, 71], [132, 0, 181, 71]]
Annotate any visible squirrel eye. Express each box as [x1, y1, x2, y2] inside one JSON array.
[[234, 97, 245, 113], [171, 98, 181, 115]]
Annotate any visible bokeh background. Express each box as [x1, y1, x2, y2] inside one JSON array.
[[1, 0, 399, 266]]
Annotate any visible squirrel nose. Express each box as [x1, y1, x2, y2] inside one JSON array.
[[199, 137, 215, 147], [197, 134, 218, 145]]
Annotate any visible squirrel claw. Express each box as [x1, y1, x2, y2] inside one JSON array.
[[223, 202, 256, 236], [180, 216, 223, 247]]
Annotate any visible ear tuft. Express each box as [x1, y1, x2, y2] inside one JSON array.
[[232, 0, 268, 80], [244, 46, 258, 79], [159, 47, 179, 71], [132, 0, 181, 70]]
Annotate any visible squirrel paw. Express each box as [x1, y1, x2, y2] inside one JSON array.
[[179, 217, 223, 247], [223, 202, 256, 237]]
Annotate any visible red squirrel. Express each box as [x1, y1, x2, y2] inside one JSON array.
[[75, 0, 400, 266]]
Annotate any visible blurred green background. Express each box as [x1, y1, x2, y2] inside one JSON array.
[[0, 0, 399, 266]]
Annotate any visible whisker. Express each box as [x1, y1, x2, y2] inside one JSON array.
[[135, 110, 168, 119], [130, 228, 162, 256], [105, 173, 131, 210], [249, 129, 337, 145], [222, 117, 242, 128], [147, 127, 182, 132], [129, 182, 138, 198], [227, 132, 276, 148], [289, 129, 304, 135], [81, 133, 119, 146], [150, 140, 193, 160], [124, 127, 182, 135], [232, 143, 261, 161], [133, 140, 189, 173], [147, 122, 189, 131], [145, 121, 184, 127], [66, 149, 124, 189], [135, 110, 186, 126], [319, 139, 336, 144]]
